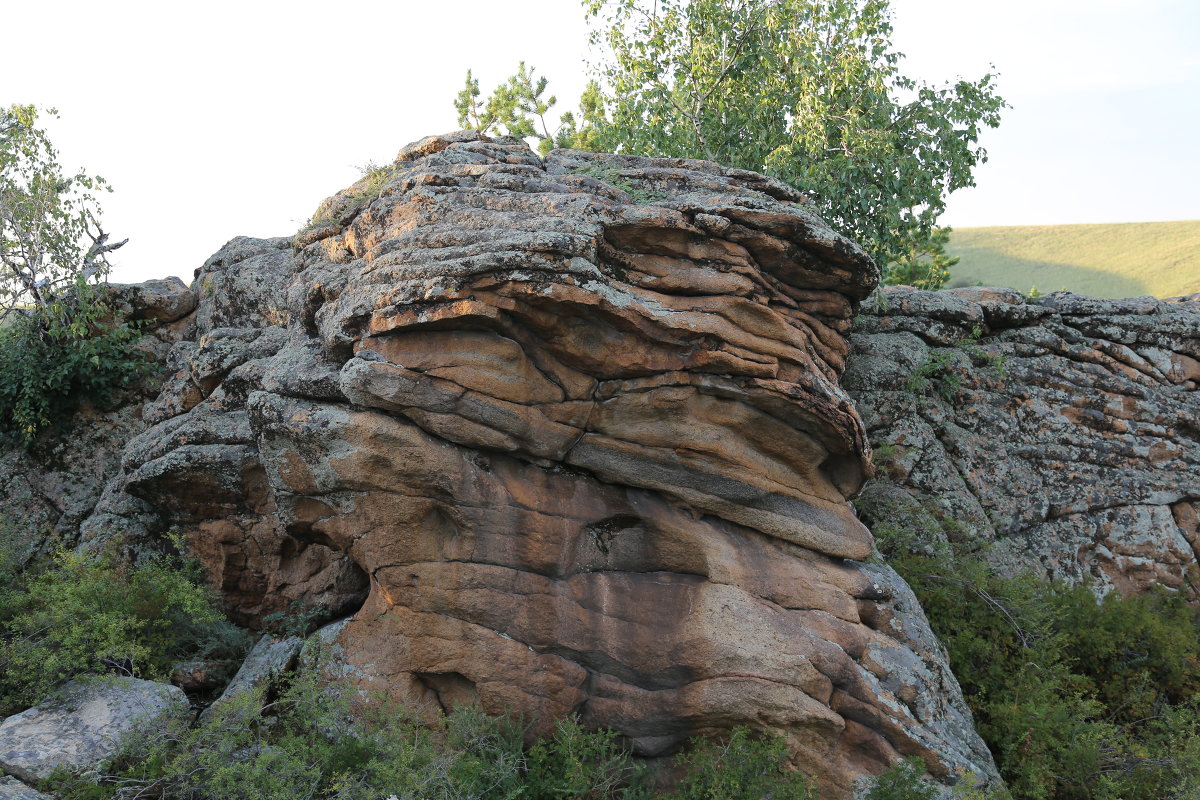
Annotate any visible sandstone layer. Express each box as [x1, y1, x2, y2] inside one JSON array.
[[31, 134, 996, 795], [846, 286, 1200, 594]]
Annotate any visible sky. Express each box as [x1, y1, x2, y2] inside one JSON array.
[[6, 0, 1199, 285]]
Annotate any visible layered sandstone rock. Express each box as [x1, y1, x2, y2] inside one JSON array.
[[846, 286, 1200, 595], [73, 133, 996, 795]]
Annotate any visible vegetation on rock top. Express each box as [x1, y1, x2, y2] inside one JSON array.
[[454, 0, 1005, 289]]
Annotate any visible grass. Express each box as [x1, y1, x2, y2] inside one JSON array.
[[945, 220, 1200, 299]]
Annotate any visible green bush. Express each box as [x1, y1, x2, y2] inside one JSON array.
[[0, 282, 152, 446], [525, 716, 645, 799], [49, 663, 646, 800], [0, 536, 250, 716], [872, 500, 1200, 800], [669, 727, 814, 800]]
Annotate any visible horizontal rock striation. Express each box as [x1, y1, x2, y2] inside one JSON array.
[[846, 286, 1200, 595], [66, 133, 995, 795]]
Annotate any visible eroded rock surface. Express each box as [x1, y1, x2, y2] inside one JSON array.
[[80, 133, 995, 795], [0, 777, 52, 800], [846, 286, 1200, 594]]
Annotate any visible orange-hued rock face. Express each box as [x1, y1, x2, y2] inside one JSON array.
[[113, 132, 997, 796]]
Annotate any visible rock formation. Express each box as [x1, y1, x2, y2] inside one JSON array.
[[0, 278, 195, 565], [846, 286, 1200, 595], [0, 678, 189, 784], [66, 133, 998, 796]]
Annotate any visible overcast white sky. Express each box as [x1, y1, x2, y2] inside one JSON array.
[[7, 0, 1199, 284]]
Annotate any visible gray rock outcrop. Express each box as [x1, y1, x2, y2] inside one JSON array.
[[846, 286, 1200, 593], [58, 133, 998, 797], [0, 277, 196, 564], [0, 777, 52, 800]]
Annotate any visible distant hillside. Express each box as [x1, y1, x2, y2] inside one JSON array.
[[945, 220, 1200, 299]]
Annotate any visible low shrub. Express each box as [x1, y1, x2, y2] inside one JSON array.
[[0, 283, 152, 447], [669, 727, 814, 800], [0, 535, 251, 717], [49, 664, 645, 800], [870, 495, 1200, 800]]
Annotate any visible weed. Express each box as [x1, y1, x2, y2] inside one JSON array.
[[906, 325, 1005, 402], [568, 163, 667, 204]]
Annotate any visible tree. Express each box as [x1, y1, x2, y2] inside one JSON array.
[[455, 0, 1005, 286], [0, 106, 146, 445], [454, 64, 608, 155], [0, 104, 125, 324]]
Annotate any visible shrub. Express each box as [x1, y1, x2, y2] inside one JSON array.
[[669, 727, 815, 800], [872, 498, 1200, 800], [525, 716, 646, 799], [0, 281, 152, 446], [0, 536, 250, 716], [905, 325, 1005, 403], [50, 666, 644, 800]]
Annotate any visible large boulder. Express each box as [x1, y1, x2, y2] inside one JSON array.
[[0, 678, 189, 784], [846, 286, 1200, 594], [84, 133, 996, 796]]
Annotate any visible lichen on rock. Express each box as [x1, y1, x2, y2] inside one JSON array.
[[847, 285, 1200, 595]]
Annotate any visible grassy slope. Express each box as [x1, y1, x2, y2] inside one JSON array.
[[945, 220, 1200, 299]]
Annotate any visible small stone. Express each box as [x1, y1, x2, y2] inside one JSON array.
[[0, 776, 53, 799]]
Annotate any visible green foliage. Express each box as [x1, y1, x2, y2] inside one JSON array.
[[303, 160, 402, 232], [905, 325, 1005, 403], [262, 600, 332, 638], [0, 105, 150, 446], [579, 0, 1004, 279], [452, 2, 1004, 280], [860, 759, 1001, 800], [1, 105, 125, 324], [860, 759, 939, 800], [669, 728, 814, 800], [0, 538, 249, 717], [886, 227, 957, 290], [525, 717, 646, 799], [566, 162, 667, 204], [50, 661, 649, 800], [0, 283, 152, 445], [868, 495, 1200, 800], [456, 64, 608, 156]]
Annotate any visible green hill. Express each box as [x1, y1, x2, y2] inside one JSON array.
[[945, 220, 1200, 299]]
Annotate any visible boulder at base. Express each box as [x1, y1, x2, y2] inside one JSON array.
[[0, 777, 52, 800], [0, 678, 189, 784]]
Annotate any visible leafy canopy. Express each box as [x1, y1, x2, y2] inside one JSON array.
[[0, 106, 149, 446], [454, 0, 1006, 286], [0, 105, 125, 324]]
